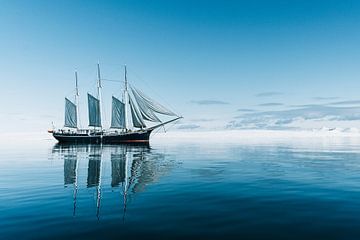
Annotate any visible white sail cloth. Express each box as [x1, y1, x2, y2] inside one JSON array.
[[111, 96, 125, 128], [130, 86, 177, 118], [129, 94, 146, 128], [64, 98, 77, 128], [88, 93, 102, 127], [131, 88, 161, 122], [82, 86, 177, 130], [125, 86, 179, 129]]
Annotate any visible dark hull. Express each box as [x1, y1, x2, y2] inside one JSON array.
[[53, 130, 152, 144]]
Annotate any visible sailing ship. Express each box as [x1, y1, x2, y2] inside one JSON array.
[[51, 64, 182, 144]]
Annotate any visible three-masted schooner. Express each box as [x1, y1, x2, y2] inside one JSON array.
[[51, 64, 181, 144]]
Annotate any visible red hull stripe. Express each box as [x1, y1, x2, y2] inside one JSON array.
[[120, 140, 149, 143]]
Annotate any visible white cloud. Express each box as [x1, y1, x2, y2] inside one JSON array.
[[255, 92, 283, 97], [177, 124, 201, 130], [228, 105, 360, 130], [190, 100, 229, 105]]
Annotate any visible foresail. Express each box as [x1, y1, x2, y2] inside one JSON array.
[[111, 96, 125, 128], [131, 88, 161, 122], [88, 93, 102, 127], [130, 86, 177, 117], [129, 94, 146, 128], [64, 98, 77, 128]]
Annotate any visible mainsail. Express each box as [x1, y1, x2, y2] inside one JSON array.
[[88, 93, 102, 127], [111, 96, 125, 128], [65, 98, 77, 128]]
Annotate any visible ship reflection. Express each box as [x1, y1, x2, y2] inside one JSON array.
[[52, 143, 174, 220]]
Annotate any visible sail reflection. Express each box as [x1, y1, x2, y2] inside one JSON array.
[[111, 153, 126, 187], [87, 152, 101, 188], [64, 153, 77, 185], [52, 143, 174, 220]]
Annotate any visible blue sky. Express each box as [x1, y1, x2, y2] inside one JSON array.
[[1, 0, 360, 133]]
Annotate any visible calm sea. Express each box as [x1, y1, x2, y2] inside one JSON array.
[[1, 136, 360, 239]]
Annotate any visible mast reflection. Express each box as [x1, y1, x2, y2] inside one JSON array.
[[52, 143, 174, 220]]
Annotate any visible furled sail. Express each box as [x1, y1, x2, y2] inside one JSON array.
[[130, 86, 177, 117], [88, 93, 101, 127], [111, 96, 125, 128], [129, 94, 146, 128], [64, 98, 77, 128]]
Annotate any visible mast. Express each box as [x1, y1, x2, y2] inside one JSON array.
[[97, 63, 103, 131], [75, 71, 80, 129], [125, 65, 128, 92], [124, 65, 129, 131]]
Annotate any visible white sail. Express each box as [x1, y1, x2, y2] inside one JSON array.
[[130, 86, 177, 116], [64, 98, 77, 128], [111, 96, 126, 129], [130, 88, 161, 122], [88, 93, 102, 127], [129, 94, 146, 128]]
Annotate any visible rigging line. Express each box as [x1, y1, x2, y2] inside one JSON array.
[[74, 67, 97, 93], [129, 75, 178, 116], [72, 63, 101, 72], [111, 89, 125, 103], [154, 117, 181, 137], [151, 126, 162, 137], [165, 118, 180, 132], [126, 67, 179, 115], [128, 83, 176, 117], [102, 65, 119, 82], [100, 62, 129, 87], [102, 79, 124, 83], [64, 89, 76, 99], [100, 62, 126, 67], [67, 66, 98, 98]]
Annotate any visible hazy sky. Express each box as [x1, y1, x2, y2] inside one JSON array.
[[1, 0, 360, 133]]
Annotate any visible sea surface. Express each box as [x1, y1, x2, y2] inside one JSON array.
[[1, 136, 360, 239]]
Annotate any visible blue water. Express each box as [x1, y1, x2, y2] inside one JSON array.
[[1, 138, 360, 239]]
